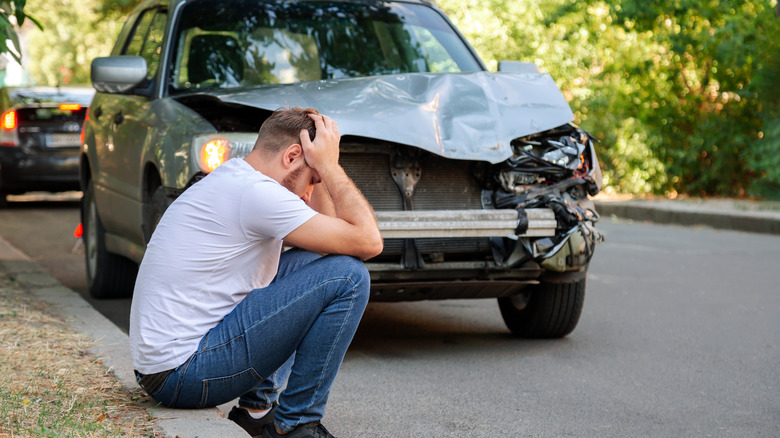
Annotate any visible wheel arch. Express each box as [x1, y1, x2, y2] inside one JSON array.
[[142, 161, 163, 203], [79, 152, 92, 190]]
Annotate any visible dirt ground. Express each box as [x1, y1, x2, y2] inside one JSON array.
[[0, 270, 163, 437]]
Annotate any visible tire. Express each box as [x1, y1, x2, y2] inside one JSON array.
[[498, 275, 586, 338], [143, 185, 170, 244], [82, 182, 138, 299]]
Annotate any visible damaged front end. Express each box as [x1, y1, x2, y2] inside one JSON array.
[[488, 123, 604, 273], [362, 123, 604, 302], [173, 73, 604, 304]]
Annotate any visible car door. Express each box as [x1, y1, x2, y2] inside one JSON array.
[[93, 6, 168, 245]]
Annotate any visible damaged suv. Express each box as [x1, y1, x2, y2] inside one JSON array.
[[82, 0, 603, 338]]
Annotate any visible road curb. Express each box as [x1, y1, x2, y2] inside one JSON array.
[[0, 238, 248, 438], [594, 201, 780, 235]]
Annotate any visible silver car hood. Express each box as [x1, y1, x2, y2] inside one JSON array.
[[215, 72, 574, 164]]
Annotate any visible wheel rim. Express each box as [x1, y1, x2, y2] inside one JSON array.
[[86, 197, 98, 282]]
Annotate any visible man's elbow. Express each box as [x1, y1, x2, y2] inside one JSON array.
[[358, 233, 384, 261]]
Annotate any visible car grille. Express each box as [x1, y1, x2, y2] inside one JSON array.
[[340, 149, 492, 261]]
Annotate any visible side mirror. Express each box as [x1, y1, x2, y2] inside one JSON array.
[[91, 56, 148, 94], [497, 61, 540, 74]]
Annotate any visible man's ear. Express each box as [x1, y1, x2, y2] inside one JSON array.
[[281, 143, 304, 169]]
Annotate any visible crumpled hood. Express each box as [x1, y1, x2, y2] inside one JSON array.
[[214, 71, 574, 164]]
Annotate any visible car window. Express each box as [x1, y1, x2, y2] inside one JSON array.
[[170, 0, 481, 93], [123, 8, 168, 80], [16, 107, 87, 123]]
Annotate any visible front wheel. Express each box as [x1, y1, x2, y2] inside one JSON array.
[[82, 182, 138, 299], [498, 274, 586, 338]]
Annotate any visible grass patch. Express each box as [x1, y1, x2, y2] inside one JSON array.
[[0, 272, 162, 437]]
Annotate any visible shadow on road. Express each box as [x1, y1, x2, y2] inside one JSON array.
[[350, 300, 570, 359]]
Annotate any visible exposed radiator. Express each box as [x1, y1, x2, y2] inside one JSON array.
[[340, 151, 492, 260], [339, 152, 484, 211]]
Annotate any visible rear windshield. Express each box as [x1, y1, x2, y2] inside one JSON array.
[[170, 0, 481, 93], [16, 107, 87, 123]]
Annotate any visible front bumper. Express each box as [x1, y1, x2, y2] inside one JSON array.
[[368, 209, 551, 301], [0, 147, 80, 194], [367, 208, 599, 301], [374, 209, 556, 239]]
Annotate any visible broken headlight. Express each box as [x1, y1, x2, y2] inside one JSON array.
[[496, 124, 595, 194], [538, 136, 586, 169]]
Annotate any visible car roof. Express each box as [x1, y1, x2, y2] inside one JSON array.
[[0, 86, 95, 107], [140, 0, 436, 11]]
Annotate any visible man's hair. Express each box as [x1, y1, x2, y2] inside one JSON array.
[[253, 107, 319, 156]]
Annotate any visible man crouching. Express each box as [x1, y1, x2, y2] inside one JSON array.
[[129, 107, 383, 438]]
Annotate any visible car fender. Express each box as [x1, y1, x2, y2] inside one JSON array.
[[140, 98, 216, 193]]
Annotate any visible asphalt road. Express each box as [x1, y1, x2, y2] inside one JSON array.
[[0, 192, 132, 330], [1, 194, 778, 437]]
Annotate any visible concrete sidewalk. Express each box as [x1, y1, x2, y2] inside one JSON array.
[[594, 196, 780, 235], [2, 197, 779, 437]]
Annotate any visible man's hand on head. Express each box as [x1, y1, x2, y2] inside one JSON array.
[[285, 112, 383, 260], [300, 114, 340, 175]]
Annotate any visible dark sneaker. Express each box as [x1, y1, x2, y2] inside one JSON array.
[[262, 421, 336, 438], [228, 405, 277, 437]]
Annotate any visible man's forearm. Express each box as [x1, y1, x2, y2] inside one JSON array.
[[320, 165, 377, 231], [294, 113, 383, 259]]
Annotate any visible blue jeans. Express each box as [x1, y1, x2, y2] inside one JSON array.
[[144, 250, 370, 432]]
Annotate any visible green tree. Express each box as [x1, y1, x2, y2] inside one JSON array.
[[2, 0, 42, 62], [95, 0, 138, 16], [22, 0, 127, 85], [602, 0, 780, 198]]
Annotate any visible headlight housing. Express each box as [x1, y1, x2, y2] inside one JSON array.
[[192, 132, 258, 173]]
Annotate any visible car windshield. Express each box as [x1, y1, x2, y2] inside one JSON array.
[[169, 0, 481, 93]]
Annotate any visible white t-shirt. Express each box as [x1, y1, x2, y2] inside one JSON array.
[[129, 158, 317, 374]]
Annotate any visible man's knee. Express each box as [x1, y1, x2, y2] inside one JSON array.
[[326, 255, 370, 297], [277, 249, 323, 279]]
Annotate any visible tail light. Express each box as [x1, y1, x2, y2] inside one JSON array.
[[2, 110, 17, 130], [59, 103, 82, 111], [0, 110, 18, 146]]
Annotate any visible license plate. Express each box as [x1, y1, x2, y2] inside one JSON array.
[[47, 133, 81, 148]]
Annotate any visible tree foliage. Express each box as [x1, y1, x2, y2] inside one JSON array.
[[22, 0, 127, 85], [1, 0, 42, 63], [438, 0, 780, 198]]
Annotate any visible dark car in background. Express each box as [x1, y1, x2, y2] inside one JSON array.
[[0, 86, 94, 205], [82, 0, 604, 338]]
